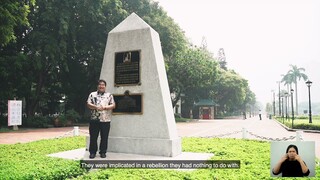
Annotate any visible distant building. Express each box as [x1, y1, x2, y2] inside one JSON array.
[[194, 99, 216, 119]]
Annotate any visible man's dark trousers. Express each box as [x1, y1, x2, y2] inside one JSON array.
[[89, 120, 111, 155]]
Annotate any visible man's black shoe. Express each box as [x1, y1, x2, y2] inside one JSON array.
[[100, 153, 106, 158], [89, 154, 96, 159]]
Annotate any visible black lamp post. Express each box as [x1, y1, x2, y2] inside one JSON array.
[[306, 80, 312, 123], [290, 89, 294, 128]]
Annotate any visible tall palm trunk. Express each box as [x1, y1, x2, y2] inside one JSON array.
[[286, 84, 290, 118], [295, 82, 298, 115], [289, 84, 292, 116], [287, 64, 308, 115]]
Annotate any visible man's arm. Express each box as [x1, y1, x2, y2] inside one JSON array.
[[87, 102, 104, 111], [103, 95, 116, 110], [103, 100, 115, 110], [104, 104, 115, 110]]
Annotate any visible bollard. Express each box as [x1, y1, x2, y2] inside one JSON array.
[[73, 126, 79, 136], [296, 130, 303, 141], [242, 128, 247, 139]]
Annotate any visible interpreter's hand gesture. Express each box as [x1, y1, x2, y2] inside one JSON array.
[[295, 155, 303, 162], [279, 154, 288, 163]]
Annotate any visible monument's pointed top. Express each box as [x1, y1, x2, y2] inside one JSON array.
[[110, 13, 151, 33]]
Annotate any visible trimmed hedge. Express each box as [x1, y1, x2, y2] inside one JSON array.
[[293, 123, 320, 130]]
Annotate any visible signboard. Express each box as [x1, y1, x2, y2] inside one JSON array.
[[113, 94, 142, 114], [114, 50, 141, 86], [8, 100, 22, 126]]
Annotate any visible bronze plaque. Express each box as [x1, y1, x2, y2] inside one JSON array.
[[114, 51, 140, 86], [113, 94, 142, 114]]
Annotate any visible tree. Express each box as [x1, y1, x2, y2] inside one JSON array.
[[217, 48, 227, 70], [58, 0, 127, 115], [0, 0, 191, 118], [0, 0, 256, 122], [281, 73, 294, 92], [213, 69, 250, 115], [265, 103, 272, 115], [167, 47, 218, 109], [243, 87, 256, 117], [120, 0, 188, 58], [281, 73, 294, 116], [286, 64, 308, 115], [0, 0, 35, 46], [0, 0, 128, 117]]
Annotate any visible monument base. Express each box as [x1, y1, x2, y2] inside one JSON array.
[[48, 148, 214, 166], [86, 136, 181, 157], [108, 136, 181, 157]]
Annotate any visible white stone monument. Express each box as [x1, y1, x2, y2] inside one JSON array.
[[99, 13, 181, 157]]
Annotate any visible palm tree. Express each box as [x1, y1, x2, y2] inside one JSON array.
[[281, 73, 294, 92], [286, 65, 308, 115], [281, 73, 294, 116]]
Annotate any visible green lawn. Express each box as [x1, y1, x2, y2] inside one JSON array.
[[280, 119, 320, 125], [275, 116, 320, 130], [0, 136, 319, 179]]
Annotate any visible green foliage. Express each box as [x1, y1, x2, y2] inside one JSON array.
[[0, 0, 35, 46], [0, 137, 319, 179], [75, 138, 319, 179], [0, 0, 256, 122], [53, 114, 68, 127], [167, 47, 219, 113], [0, 53, 29, 113], [53, 109, 81, 127], [276, 117, 320, 130], [292, 122, 320, 130], [282, 64, 308, 114], [0, 136, 87, 179], [0, 0, 190, 119], [287, 64, 308, 84], [293, 123, 320, 130], [0, 114, 7, 127], [121, 0, 188, 58], [23, 115, 50, 128], [213, 69, 255, 114], [175, 117, 191, 122], [65, 109, 81, 123]]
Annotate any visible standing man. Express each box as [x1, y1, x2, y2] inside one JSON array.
[[87, 79, 115, 159], [259, 110, 262, 120]]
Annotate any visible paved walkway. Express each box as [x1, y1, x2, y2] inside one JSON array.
[[0, 116, 319, 158], [0, 126, 80, 144]]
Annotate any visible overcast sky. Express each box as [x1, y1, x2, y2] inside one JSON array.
[[155, 0, 320, 107]]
